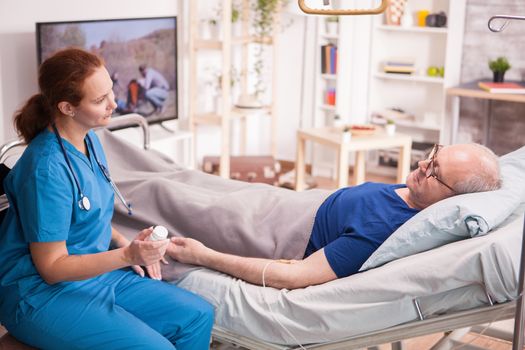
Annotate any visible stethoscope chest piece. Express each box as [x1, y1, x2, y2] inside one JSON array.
[[52, 124, 132, 215], [79, 196, 91, 211]]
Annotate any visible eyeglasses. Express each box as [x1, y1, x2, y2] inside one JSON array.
[[425, 144, 456, 193]]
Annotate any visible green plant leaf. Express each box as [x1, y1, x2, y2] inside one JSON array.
[[488, 56, 511, 73]]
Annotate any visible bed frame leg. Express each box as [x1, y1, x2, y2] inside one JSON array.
[[512, 212, 525, 350], [391, 341, 405, 350], [429, 328, 471, 350], [366, 342, 404, 350]]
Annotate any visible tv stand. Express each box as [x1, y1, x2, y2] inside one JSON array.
[[159, 122, 175, 133]]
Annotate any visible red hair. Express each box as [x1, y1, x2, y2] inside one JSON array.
[[14, 48, 103, 142]]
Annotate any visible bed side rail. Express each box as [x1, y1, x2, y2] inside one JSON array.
[[0, 140, 25, 164], [302, 302, 516, 350], [211, 302, 516, 350], [0, 140, 26, 213], [105, 113, 150, 150]]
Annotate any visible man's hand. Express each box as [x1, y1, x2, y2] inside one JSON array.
[[168, 237, 210, 265]]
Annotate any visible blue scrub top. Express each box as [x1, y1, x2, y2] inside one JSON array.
[[0, 129, 114, 327]]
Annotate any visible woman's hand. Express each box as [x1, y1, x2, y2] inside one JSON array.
[[168, 237, 210, 265], [122, 228, 169, 269], [142, 258, 169, 280]]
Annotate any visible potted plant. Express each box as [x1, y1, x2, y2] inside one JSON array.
[[325, 16, 339, 35], [203, 3, 240, 40], [231, 2, 242, 36], [232, 6, 240, 24], [341, 125, 352, 143], [200, 18, 221, 40], [489, 57, 511, 83], [333, 114, 344, 128], [206, 66, 240, 113], [251, 0, 289, 99], [385, 119, 396, 135]]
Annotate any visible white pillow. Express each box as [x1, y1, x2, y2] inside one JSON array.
[[360, 145, 525, 271]]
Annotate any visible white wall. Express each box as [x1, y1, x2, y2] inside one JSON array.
[[0, 0, 177, 143]]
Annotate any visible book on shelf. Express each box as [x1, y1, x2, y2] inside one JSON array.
[[383, 58, 415, 74], [478, 81, 525, 94], [383, 66, 416, 74], [320, 44, 338, 74], [331, 46, 337, 75], [384, 60, 414, 67], [325, 88, 336, 105]]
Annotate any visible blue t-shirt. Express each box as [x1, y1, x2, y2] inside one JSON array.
[[305, 182, 419, 278], [0, 129, 114, 328]]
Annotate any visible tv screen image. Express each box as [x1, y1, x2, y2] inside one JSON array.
[[36, 16, 178, 124]]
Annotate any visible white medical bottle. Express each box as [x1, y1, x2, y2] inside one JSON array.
[[148, 225, 169, 241]]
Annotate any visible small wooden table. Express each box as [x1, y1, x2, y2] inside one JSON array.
[[294, 127, 412, 191], [446, 80, 525, 145]]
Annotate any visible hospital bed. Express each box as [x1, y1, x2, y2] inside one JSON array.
[[0, 114, 524, 350]]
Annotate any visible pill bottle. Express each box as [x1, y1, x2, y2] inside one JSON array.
[[149, 226, 168, 241]]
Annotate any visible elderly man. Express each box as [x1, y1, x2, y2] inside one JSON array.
[[167, 143, 501, 289]]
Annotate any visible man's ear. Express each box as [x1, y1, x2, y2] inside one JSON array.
[[57, 101, 75, 117]]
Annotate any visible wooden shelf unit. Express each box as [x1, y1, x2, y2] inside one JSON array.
[[188, 0, 280, 178], [367, 0, 467, 143]]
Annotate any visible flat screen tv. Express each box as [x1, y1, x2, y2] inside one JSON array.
[[36, 16, 178, 125]]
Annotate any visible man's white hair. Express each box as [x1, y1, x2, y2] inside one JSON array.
[[453, 143, 502, 194]]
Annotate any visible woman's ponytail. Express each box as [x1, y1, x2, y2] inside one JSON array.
[[13, 48, 103, 143], [13, 93, 52, 143]]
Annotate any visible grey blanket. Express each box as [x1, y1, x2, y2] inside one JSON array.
[[97, 130, 331, 280]]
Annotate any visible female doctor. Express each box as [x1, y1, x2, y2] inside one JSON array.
[[0, 48, 214, 349]]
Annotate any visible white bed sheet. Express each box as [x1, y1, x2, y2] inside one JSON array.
[[175, 204, 524, 346]]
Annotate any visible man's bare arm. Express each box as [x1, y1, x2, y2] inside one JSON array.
[[167, 237, 337, 289]]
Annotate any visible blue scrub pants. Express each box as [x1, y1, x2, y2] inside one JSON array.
[[8, 270, 214, 350]]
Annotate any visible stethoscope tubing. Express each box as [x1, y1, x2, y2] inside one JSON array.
[[52, 124, 133, 215]]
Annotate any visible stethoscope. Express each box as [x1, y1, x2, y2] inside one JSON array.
[[52, 124, 133, 215]]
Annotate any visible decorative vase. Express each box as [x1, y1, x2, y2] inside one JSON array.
[[401, 3, 414, 28], [200, 21, 221, 40], [232, 21, 242, 37], [333, 115, 344, 129], [342, 131, 352, 143], [385, 124, 396, 136], [325, 22, 338, 35], [493, 71, 505, 83], [209, 23, 221, 40], [385, 0, 407, 26], [214, 95, 223, 114]]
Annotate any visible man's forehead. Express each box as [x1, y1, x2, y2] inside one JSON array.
[[442, 145, 476, 164]]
